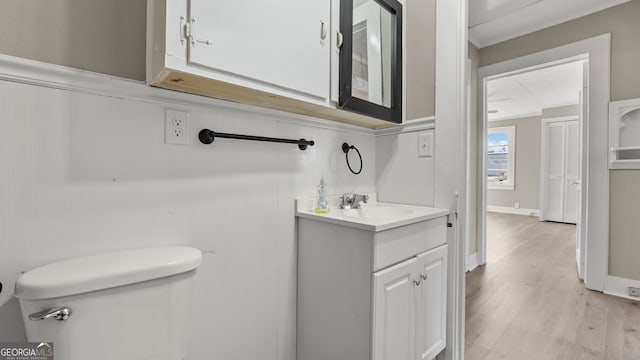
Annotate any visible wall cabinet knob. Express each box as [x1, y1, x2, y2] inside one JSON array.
[[413, 279, 422, 286], [421, 274, 428, 281]]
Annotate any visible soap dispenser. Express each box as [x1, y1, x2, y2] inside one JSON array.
[[315, 175, 330, 214]]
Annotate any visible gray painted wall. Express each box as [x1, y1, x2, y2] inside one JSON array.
[[0, 0, 146, 81], [486, 105, 579, 211], [406, 0, 437, 119], [487, 115, 542, 210], [542, 104, 581, 119], [479, 0, 640, 280], [610, 171, 640, 280]]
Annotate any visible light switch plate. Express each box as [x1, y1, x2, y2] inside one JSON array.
[[418, 132, 433, 157]]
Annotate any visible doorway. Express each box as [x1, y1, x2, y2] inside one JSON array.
[[473, 34, 611, 291], [479, 58, 586, 278]]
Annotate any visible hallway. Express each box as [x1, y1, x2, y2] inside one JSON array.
[[465, 212, 640, 359]]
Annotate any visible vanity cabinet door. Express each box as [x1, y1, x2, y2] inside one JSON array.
[[415, 244, 448, 360], [187, 0, 331, 101], [372, 257, 417, 360]]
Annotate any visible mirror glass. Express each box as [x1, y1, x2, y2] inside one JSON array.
[[351, 0, 393, 107]]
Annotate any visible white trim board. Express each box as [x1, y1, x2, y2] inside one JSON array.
[[466, 252, 480, 272], [604, 276, 640, 302], [0, 54, 376, 136], [489, 112, 542, 122], [435, 0, 467, 359], [0, 53, 442, 139], [375, 116, 435, 136], [486, 205, 539, 217], [476, 34, 610, 292]]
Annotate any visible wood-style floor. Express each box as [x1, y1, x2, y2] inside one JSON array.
[[465, 212, 640, 360]]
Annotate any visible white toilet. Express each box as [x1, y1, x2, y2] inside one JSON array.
[[14, 246, 202, 360]]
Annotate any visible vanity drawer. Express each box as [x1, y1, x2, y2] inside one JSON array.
[[372, 216, 447, 272]]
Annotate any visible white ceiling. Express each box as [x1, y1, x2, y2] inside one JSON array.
[[487, 61, 583, 121], [469, 0, 630, 48]]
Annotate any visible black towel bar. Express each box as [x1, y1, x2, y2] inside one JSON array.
[[198, 129, 315, 151]]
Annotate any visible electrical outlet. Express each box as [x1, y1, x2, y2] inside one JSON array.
[[629, 287, 640, 297], [165, 109, 190, 145], [418, 132, 433, 157]]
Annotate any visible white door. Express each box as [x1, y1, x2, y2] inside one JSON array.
[[415, 245, 448, 360], [542, 121, 566, 222], [541, 118, 580, 224], [187, 0, 330, 100], [372, 258, 417, 360]]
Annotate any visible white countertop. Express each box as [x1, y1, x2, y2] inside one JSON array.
[[295, 194, 450, 232]]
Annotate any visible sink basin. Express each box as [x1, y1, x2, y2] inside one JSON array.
[[296, 194, 450, 232], [342, 206, 414, 219]]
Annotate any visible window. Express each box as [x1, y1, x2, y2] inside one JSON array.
[[488, 126, 515, 190]]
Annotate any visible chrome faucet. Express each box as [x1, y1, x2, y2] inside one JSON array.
[[339, 193, 369, 209]]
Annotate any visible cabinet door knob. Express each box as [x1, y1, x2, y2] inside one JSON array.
[[421, 274, 428, 281], [413, 279, 422, 286]]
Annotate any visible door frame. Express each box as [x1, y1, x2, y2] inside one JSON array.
[[539, 115, 580, 222], [476, 34, 610, 291]]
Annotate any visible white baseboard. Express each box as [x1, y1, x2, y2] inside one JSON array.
[[604, 276, 640, 302], [466, 252, 480, 272], [486, 205, 539, 217]]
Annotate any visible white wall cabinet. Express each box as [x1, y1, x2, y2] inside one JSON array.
[[148, 0, 330, 104], [186, 0, 330, 102], [146, 0, 395, 128], [297, 214, 448, 360]]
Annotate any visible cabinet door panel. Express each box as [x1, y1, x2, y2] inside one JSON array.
[[543, 121, 566, 222], [188, 0, 330, 100], [416, 245, 447, 360], [372, 257, 417, 360]]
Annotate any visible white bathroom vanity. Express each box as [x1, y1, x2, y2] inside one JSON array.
[[296, 195, 450, 360]]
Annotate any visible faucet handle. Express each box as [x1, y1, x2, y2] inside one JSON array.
[[338, 194, 348, 209], [339, 193, 355, 209]]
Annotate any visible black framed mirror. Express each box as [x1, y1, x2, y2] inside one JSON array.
[[339, 0, 403, 123]]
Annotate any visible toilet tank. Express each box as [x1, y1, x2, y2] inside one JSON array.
[[15, 246, 202, 360]]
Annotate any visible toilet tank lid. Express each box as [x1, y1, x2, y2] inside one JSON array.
[[15, 246, 202, 300]]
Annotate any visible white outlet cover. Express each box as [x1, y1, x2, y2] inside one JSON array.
[[418, 132, 433, 157], [165, 109, 190, 145]]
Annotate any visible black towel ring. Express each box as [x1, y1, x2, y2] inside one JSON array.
[[342, 143, 363, 175]]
